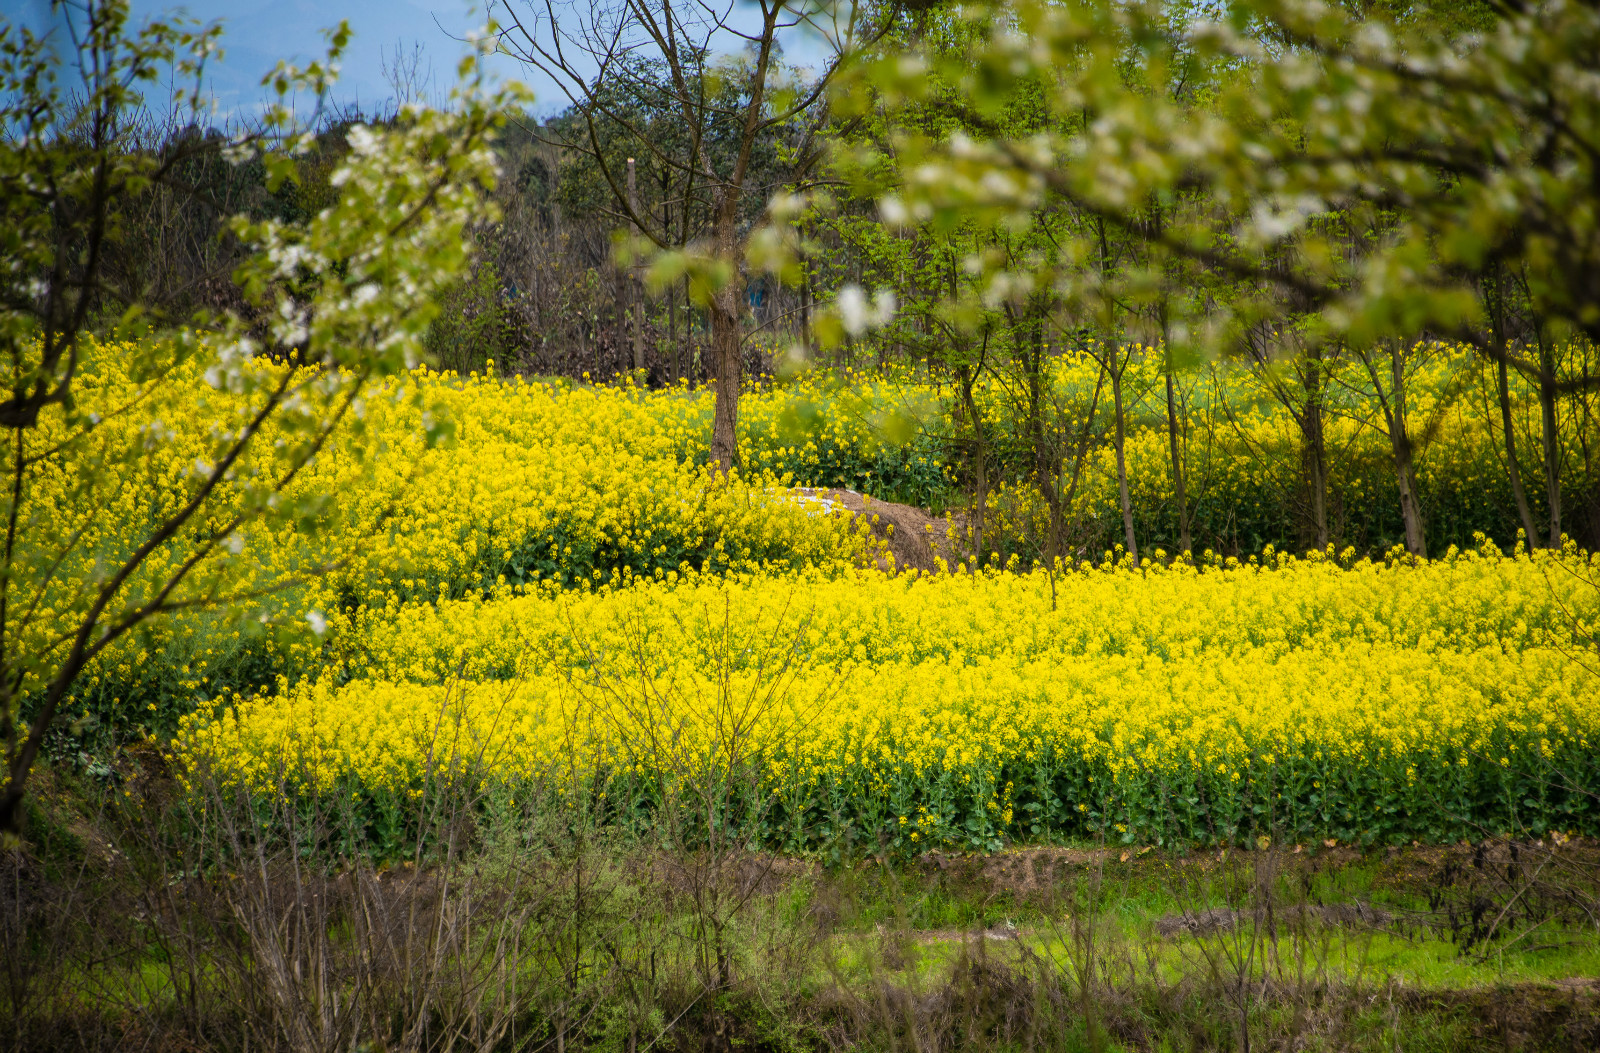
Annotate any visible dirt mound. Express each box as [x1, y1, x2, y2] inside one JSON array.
[[790, 488, 968, 573]]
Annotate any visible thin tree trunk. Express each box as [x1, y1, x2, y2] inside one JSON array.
[[1305, 431, 1328, 548], [668, 286, 679, 384], [680, 278, 690, 384], [1028, 314, 1046, 470], [958, 357, 988, 568], [1579, 354, 1597, 546], [1537, 330, 1562, 547], [1111, 344, 1138, 566], [1251, 336, 1330, 548], [1147, 197, 1189, 556], [1022, 308, 1052, 563], [1358, 341, 1426, 557], [1091, 213, 1136, 566], [799, 222, 811, 354], [1387, 344, 1427, 558], [1497, 353, 1538, 547], [1302, 348, 1330, 548], [1485, 265, 1539, 547], [1046, 361, 1107, 609], [1160, 316, 1191, 555], [661, 169, 677, 384], [626, 157, 645, 374]]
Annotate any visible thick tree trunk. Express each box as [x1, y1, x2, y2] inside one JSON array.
[[1111, 345, 1139, 566], [1393, 441, 1427, 558], [699, 7, 784, 471], [1303, 407, 1329, 548], [0, 780, 23, 837], [708, 283, 742, 472], [1305, 432, 1329, 547]]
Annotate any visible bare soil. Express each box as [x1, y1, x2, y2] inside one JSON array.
[[790, 487, 968, 573]]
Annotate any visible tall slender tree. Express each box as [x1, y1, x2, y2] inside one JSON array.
[[496, 0, 885, 469]]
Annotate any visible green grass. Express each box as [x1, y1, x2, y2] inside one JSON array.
[[11, 778, 1599, 1053], [813, 844, 1600, 993]]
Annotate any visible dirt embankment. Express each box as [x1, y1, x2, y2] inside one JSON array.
[[790, 488, 969, 573]]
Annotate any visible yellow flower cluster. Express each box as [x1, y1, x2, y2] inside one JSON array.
[[294, 369, 879, 606], [17, 338, 309, 706], [34, 342, 880, 732], [970, 343, 1600, 561], [177, 542, 1600, 851]]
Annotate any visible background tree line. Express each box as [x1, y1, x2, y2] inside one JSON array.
[[479, 0, 1600, 559]]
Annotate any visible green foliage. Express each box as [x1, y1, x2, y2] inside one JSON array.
[[424, 259, 521, 375], [823, 0, 1600, 353]]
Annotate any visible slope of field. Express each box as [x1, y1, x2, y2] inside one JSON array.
[[177, 545, 1600, 854]]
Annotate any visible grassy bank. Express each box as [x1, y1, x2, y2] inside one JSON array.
[[5, 766, 1600, 1053]]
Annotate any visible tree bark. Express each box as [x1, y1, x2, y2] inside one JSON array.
[[1026, 313, 1046, 470], [957, 355, 988, 568], [1044, 360, 1106, 609], [1485, 264, 1539, 547], [1301, 350, 1330, 548], [1386, 344, 1427, 557], [1358, 341, 1426, 557], [1090, 214, 1137, 565], [1537, 331, 1562, 547], [1497, 352, 1538, 548], [1247, 336, 1330, 549], [626, 157, 645, 374], [1161, 321, 1191, 555], [1111, 344, 1139, 566], [708, 281, 742, 471], [1393, 435, 1427, 558], [1148, 199, 1189, 556]]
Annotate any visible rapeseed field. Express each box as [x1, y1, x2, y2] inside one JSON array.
[[39, 338, 1600, 854], [177, 546, 1600, 853]]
